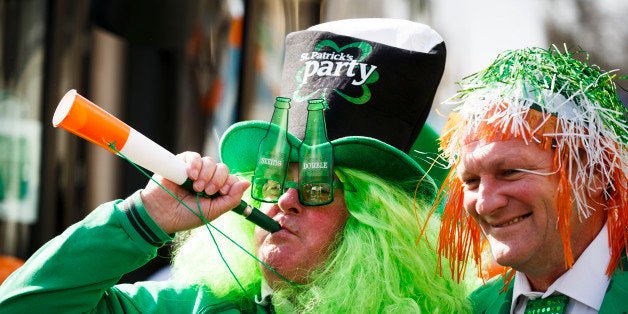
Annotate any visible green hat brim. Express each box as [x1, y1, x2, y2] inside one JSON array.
[[220, 120, 436, 202]]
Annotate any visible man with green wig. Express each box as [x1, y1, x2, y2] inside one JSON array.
[[0, 19, 472, 312], [431, 46, 628, 313]]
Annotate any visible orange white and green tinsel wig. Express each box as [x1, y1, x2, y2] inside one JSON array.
[[432, 45, 628, 285]]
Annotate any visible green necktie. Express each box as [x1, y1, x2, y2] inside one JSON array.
[[524, 295, 569, 314]]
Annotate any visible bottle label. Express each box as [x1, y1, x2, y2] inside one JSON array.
[[258, 157, 283, 167], [302, 161, 328, 169]]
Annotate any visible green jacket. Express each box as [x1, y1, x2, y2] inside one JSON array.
[[0, 191, 270, 313], [469, 256, 628, 313]]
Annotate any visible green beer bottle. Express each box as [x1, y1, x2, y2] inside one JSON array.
[[251, 97, 292, 202], [298, 99, 334, 205]]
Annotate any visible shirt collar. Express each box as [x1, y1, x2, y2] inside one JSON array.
[[255, 280, 274, 306], [511, 223, 611, 312]]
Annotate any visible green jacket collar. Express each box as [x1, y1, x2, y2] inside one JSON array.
[[470, 255, 628, 313]]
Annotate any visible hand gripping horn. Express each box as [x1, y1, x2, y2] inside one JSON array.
[[52, 89, 281, 233]]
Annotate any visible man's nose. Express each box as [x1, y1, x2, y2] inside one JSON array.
[[475, 178, 508, 216], [277, 187, 302, 214]]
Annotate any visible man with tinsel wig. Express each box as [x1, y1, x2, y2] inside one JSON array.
[[0, 19, 474, 312], [431, 45, 628, 313]]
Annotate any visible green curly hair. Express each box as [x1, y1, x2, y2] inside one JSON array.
[[171, 167, 474, 313]]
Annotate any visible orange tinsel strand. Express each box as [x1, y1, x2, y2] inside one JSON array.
[[555, 151, 575, 268], [431, 168, 485, 283], [605, 155, 628, 276]]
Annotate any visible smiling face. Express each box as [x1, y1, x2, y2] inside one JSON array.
[[458, 138, 605, 287], [254, 164, 350, 287]]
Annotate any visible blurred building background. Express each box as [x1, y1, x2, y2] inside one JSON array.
[[0, 0, 626, 282]]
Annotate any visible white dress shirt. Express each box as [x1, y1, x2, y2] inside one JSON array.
[[255, 280, 274, 306], [511, 224, 611, 314]]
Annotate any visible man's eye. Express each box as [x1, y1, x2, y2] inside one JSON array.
[[502, 169, 521, 176], [462, 178, 479, 189]]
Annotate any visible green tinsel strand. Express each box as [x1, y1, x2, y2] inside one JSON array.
[[456, 46, 627, 143]]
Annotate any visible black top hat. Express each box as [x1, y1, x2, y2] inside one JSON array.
[[220, 18, 446, 200]]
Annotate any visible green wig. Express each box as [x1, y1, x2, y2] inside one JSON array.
[[171, 167, 473, 312]]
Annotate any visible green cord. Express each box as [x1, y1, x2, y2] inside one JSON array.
[[108, 143, 297, 290], [195, 195, 251, 299]]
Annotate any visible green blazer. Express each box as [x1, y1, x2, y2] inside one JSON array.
[[469, 255, 628, 313]]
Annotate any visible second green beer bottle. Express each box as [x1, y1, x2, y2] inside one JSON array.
[[298, 99, 334, 205]]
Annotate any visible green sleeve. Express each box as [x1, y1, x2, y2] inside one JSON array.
[[0, 190, 181, 313]]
